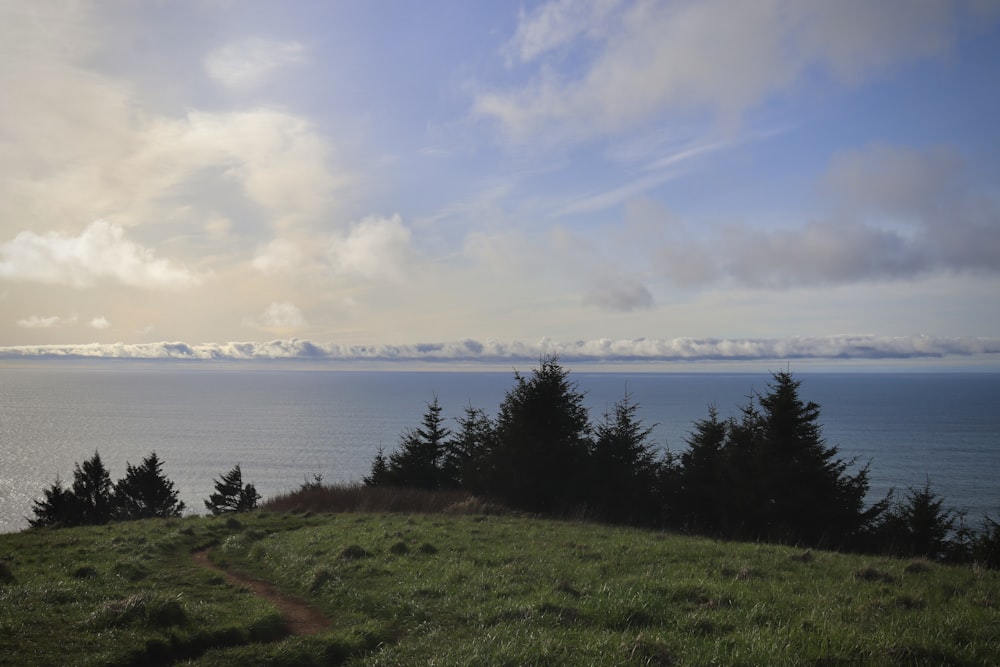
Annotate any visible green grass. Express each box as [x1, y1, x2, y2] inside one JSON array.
[[1, 511, 998, 666]]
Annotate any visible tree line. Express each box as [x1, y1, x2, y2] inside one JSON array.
[[366, 356, 1000, 565], [29, 454, 260, 528]]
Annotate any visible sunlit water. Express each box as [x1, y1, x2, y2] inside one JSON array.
[[1, 367, 998, 533]]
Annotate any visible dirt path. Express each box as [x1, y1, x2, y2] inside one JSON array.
[[192, 550, 330, 636]]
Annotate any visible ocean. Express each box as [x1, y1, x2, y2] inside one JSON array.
[[1, 366, 998, 533]]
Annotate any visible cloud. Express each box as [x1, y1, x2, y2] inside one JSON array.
[[252, 238, 304, 274], [477, 0, 966, 142], [16, 315, 76, 329], [0, 220, 201, 288], [1, 335, 996, 363], [204, 38, 306, 89], [328, 215, 413, 282], [0, 4, 345, 238], [245, 302, 307, 331], [582, 276, 653, 312], [651, 144, 1000, 287], [90, 316, 110, 329], [508, 0, 624, 63]]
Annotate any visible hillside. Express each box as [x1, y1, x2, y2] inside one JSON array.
[[1, 510, 997, 666]]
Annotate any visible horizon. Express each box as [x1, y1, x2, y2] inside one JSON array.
[[2, 2, 998, 353]]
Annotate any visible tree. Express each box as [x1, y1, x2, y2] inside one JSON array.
[[28, 477, 74, 528], [113, 452, 185, 520], [675, 372, 880, 547], [363, 447, 391, 487], [676, 406, 731, 532], [29, 451, 115, 527], [70, 451, 116, 525], [440, 405, 494, 490], [485, 356, 592, 512], [386, 396, 452, 489], [204, 464, 260, 514], [589, 391, 660, 524], [878, 478, 959, 559]]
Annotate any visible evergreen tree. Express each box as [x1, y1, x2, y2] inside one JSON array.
[[676, 372, 880, 546], [879, 478, 959, 559], [385, 396, 452, 489], [113, 452, 185, 520], [485, 356, 592, 512], [754, 371, 874, 545], [29, 451, 115, 527], [204, 464, 260, 514], [28, 477, 74, 528], [440, 405, 494, 490], [677, 406, 731, 531], [589, 391, 659, 524], [70, 451, 115, 525], [363, 447, 391, 487]]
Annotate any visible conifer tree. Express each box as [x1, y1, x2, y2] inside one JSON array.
[[589, 391, 659, 524], [29, 451, 115, 527], [70, 451, 115, 525], [204, 464, 260, 514], [363, 447, 391, 486], [486, 356, 592, 512], [114, 452, 185, 520], [385, 396, 452, 489], [28, 477, 74, 528], [441, 405, 494, 490]]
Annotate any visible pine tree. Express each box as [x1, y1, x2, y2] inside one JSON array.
[[363, 447, 391, 486], [28, 477, 74, 528], [589, 391, 659, 524], [204, 464, 260, 514], [30, 451, 115, 527], [486, 356, 592, 512], [113, 452, 185, 520], [677, 405, 731, 531], [385, 396, 452, 489], [70, 451, 115, 525], [441, 405, 494, 490]]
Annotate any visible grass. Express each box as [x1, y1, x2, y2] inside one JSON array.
[[1, 507, 998, 666]]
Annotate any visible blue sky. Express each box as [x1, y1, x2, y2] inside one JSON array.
[[1, 1, 999, 366]]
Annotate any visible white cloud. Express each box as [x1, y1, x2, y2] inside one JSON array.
[[0, 220, 201, 288], [256, 301, 307, 330], [0, 4, 345, 240], [0, 335, 996, 363], [328, 214, 413, 282], [508, 0, 624, 63], [90, 316, 111, 329], [478, 0, 965, 142], [252, 238, 304, 274], [16, 314, 75, 329], [204, 38, 306, 89]]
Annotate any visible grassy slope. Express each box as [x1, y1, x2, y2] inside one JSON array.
[[1, 512, 998, 666]]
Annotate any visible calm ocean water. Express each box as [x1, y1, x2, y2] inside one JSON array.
[[1, 366, 998, 533]]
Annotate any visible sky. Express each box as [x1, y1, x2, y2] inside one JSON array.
[[1, 0, 999, 367]]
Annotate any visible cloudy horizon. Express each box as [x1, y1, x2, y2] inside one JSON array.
[[2, 2, 998, 369]]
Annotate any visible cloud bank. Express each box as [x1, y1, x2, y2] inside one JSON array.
[[2, 335, 996, 364]]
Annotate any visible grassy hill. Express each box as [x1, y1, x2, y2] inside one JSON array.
[[1, 509, 998, 666]]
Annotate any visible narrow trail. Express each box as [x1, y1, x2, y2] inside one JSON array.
[[192, 549, 330, 636]]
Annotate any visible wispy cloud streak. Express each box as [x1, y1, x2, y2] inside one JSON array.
[[1, 336, 997, 364]]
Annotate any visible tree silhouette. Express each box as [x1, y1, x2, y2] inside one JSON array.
[[589, 391, 659, 524], [114, 452, 185, 520], [204, 464, 260, 514], [676, 372, 880, 546], [485, 356, 592, 512], [29, 451, 115, 527], [386, 396, 452, 489], [440, 405, 494, 490]]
